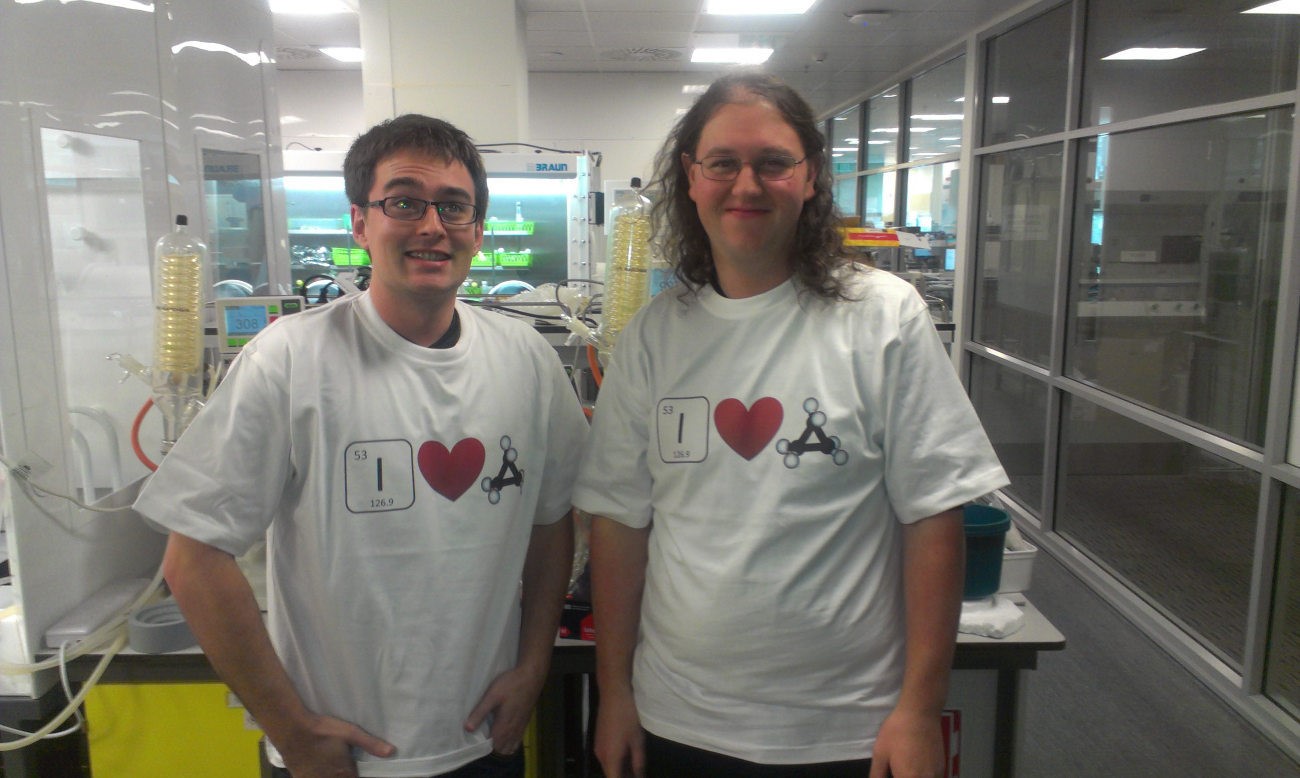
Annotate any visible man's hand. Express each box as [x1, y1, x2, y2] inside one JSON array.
[[592, 689, 645, 778], [278, 712, 395, 778], [868, 707, 945, 778], [463, 665, 546, 755]]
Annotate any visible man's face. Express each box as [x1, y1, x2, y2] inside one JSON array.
[[685, 99, 816, 274], [351, 149, 483, 307]]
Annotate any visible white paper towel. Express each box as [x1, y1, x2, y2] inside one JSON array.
[[959, 594, 1025, 638]]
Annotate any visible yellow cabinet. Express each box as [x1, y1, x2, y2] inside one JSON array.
[[86, 682, 263, 778]]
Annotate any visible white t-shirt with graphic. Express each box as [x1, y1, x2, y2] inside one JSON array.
[[135, 293, 588, 777], [573, 268, 1008, 765]]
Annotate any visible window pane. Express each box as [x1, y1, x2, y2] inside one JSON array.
[[40, 129, 155, 491], [1081, 0, 1299, 127], [968, 356, 1046, 513], [905, 162, 959, 273], [909, 56, 965, 159], [202, 149, 268, 291], [1267, 485, 1300, 719], [904, 162, 959, 234], [834, 176, 859, 218], [830, 105, 862, 173], [1066, 112, 1291, 447], [830, 107, 862, 217], [866, 87, 900, 169], [983, 2, 1071, 145], [861, 171, 896, 229], [973, 144, 1063, 366], [1058, 396, 1257, 666]]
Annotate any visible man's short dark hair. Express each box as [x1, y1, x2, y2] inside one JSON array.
[[344, 114, 489, 223]]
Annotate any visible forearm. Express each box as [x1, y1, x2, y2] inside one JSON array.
[[162, 533, 312, 749], [896, 509, 965, 716], [588, 516, 649, 699], [515, 514, 575, 679]]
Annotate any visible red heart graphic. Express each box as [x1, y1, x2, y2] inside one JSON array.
[[714, 397, 783, 460], [418, 438, 486, 501]]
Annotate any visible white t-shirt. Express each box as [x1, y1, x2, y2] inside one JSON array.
[[135, 293, 588, 777], [573, 268, 1008, 764]]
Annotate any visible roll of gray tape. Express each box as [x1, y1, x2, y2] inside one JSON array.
[[128, 601, 196, 654]]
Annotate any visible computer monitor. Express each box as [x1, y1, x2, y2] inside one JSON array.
[[944, 248, 957, 271]]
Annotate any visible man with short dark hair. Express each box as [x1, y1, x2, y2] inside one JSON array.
[[137, 114, 587, 777]]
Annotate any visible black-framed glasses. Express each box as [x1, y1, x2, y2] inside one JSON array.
[[692, 154, 807, 182], [364, 196, 479, 225]]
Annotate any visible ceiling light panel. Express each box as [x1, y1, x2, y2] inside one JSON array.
[[691, 47, 774, 64], [706, 0, 815, 13], [320, 46, 364, 62], [1242, 1, 1300, 13], [1102, 47, 1205, 61], [271, 0, 352, 14]]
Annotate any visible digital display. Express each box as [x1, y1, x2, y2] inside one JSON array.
[[224, 305, 270, 337]]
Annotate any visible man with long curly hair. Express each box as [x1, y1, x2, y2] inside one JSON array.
[[574, 72, 1008, 778]]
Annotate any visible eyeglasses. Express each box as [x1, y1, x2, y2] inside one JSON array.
[[364, 196, 479, 225], [692, 154, 807, 182]]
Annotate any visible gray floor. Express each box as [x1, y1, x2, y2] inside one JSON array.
[[1017, 548, 1300, 777]]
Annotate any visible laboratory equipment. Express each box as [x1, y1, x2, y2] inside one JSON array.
[[150, 215, 208, 457], [479, 152, 600, 291], [214, 296, 304, 361], [600, 177, 652, 358]]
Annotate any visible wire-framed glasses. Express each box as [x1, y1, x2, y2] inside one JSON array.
[[365, 196, 479, 225], [692, 154, 807, 182]]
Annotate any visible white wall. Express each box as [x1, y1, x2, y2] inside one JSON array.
[[278, 70, 366, 153], [529, 72, 693, 185]]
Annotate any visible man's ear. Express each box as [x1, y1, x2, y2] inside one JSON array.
[[351, 203, 369, 249]]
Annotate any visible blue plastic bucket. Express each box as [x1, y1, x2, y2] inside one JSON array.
[[963, 504, 1010, 600]]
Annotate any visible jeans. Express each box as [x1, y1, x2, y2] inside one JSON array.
[[269, 750, 524, 778]]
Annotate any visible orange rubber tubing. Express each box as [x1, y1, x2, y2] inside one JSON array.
[[131, 397, 159, 471], [586, 343, 603, 388]]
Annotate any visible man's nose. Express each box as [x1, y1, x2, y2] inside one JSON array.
[[732, 163, 765, 192], [416, 206, 449, 234]]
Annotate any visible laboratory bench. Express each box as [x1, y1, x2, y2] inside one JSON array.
[[4, 596, 1062, 778]]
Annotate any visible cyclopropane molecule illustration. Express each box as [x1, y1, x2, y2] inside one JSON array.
[[481, 435, 524, 504], [775, 397, 849, 468]]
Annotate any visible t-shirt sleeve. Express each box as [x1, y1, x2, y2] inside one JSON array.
[[880, 304, 1010, 523], [572, 322, 655, 528], [132, 343, 292, 556], [532, 342, 590, 525]]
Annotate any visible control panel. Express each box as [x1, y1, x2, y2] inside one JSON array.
[[214, 295, 303, 358]]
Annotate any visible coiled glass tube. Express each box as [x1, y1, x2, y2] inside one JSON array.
[[603, 210, 651, 343], [152, 252, 203, 378], [151, 215, 207, 454]]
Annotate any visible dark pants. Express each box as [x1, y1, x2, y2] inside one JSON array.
[[644, 731, 875, 778], [270, 750, 524, 778]]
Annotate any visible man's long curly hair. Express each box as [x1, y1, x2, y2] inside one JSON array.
[[645, 70, 852, 300]]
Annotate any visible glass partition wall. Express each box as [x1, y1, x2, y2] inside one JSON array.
[[824, 0, 1300, 757], [829, 57, 964, 275]]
